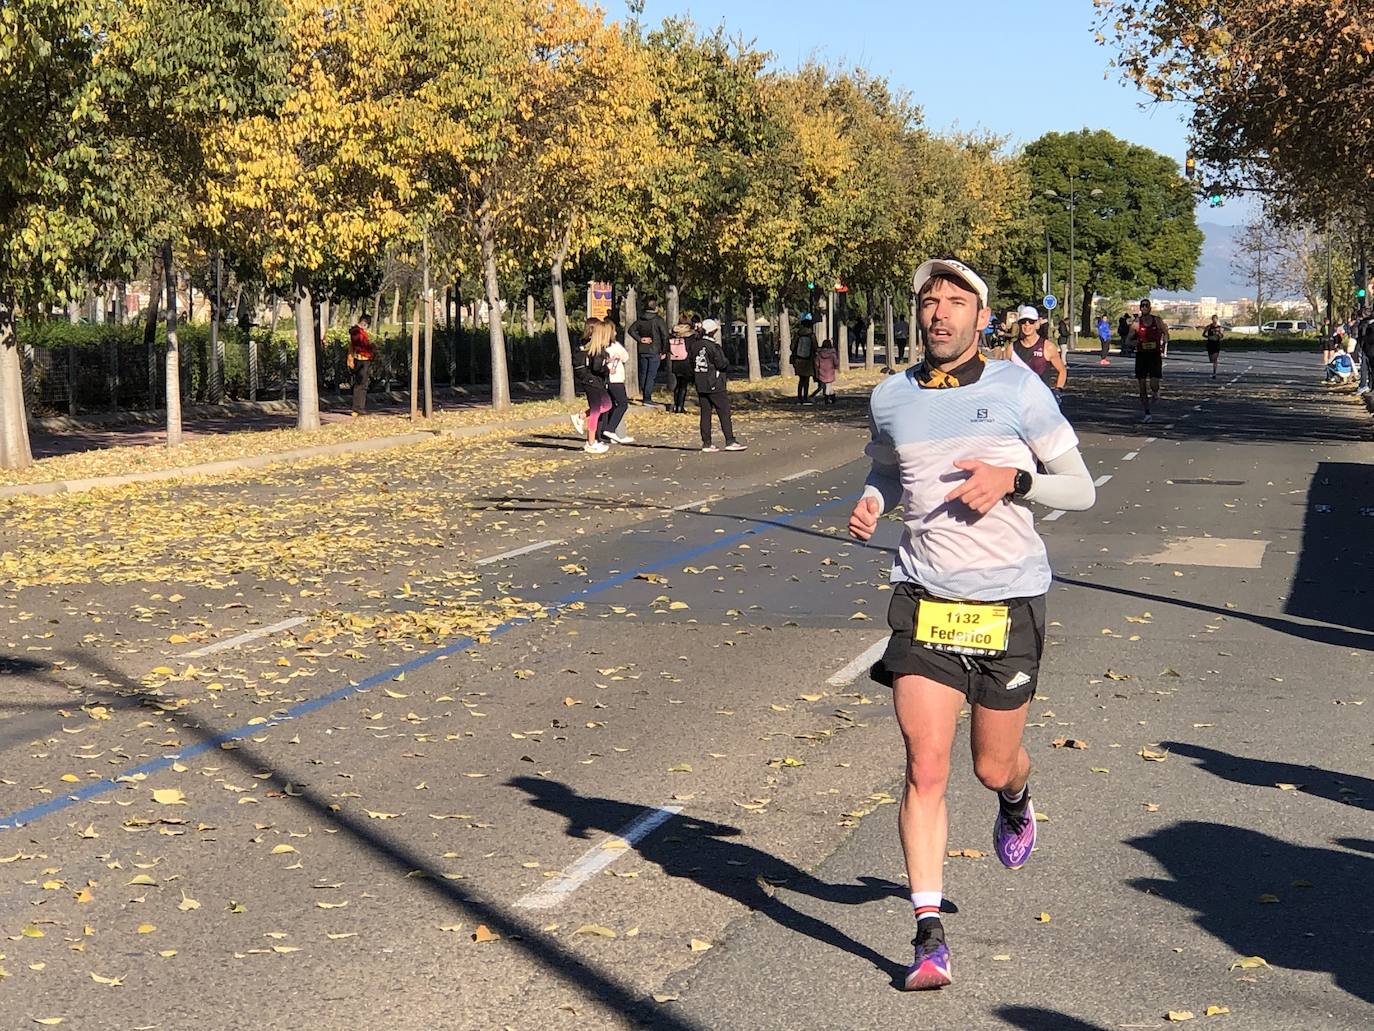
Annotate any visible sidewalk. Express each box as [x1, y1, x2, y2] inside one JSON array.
[[4, 370, 888, 498]]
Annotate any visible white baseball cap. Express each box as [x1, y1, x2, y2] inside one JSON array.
[[913, 258, 989, 308], [1016, 305, 1041, 321], [699, 318, 720, 333]]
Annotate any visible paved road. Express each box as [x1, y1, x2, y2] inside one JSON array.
[[0, 349, 1370, 1030]]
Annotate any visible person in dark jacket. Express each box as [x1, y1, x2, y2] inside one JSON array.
[[629, 299, 670, 405], [688, 319, 746, 452]]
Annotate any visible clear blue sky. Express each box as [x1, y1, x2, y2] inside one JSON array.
[[640, 0, 1249, 228]]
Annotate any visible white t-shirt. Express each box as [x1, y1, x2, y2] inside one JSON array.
[[862, 360, 1078, 601], [606, 342, 630, 385]]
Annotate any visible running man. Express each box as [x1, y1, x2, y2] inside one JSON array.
[[1127, 298, 1168, 422], [1203, 315, 1224, 379], [849, 258, 1095, 990]]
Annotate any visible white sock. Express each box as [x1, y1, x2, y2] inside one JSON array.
[[910, 890, 943, 922], [1000, 784, 1027, 805]]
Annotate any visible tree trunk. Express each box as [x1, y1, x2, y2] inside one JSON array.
[[391, 286, 401, 328], [884, 293, 895, 370], [423, 234, 434, 418], [745, 293, 762, 382], [666, 283, 680, 330], [524, 293, 535, 336], [837, 292, 850, 375], [622, 285, 640, 399], [1080, 282, 1094, 338], [209, 252, 224, 403], [410, 295, 421, 421], [910, 294, 920, 363], [267, 294, 281, 399], [162, 241, 184, 446], [479, 217, 511, 411], [552, 243, 575, 403], [293, 273, 321, 431], [778, 301, 793, 378], [0, 303, 33, 470], [115, 281, 127, 325]]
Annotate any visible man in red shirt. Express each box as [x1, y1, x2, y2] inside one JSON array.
[[348, 314, 374, 414], [1127, 299, 1168, 422]]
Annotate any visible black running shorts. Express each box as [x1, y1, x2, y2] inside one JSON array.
[[871, 582, 1045, 711], [1135, 349, 1163, 379]]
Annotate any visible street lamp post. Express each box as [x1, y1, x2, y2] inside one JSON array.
[[1043, 183, 1103, 351]]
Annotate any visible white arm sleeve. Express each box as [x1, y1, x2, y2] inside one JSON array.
[[1023, 446, 1095, 511]]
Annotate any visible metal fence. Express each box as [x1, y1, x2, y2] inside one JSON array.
[[18, 319, 788, 419]]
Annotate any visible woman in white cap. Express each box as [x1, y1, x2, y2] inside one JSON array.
[[687, 318, 746, 452], [1008, 304, 1067, 403]]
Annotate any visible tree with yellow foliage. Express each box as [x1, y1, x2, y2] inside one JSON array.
[[204, 0, 411, 431]]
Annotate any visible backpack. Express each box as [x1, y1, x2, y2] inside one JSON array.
[[794, 332, 815, 359], [669, 335, 688, 361]]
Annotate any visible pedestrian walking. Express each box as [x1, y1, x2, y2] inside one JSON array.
[[792, 315, 818, 404], [630, 298, 670, 405], [347, 314, 374, 414], [1096, 314, 1111, 364], [815, 337, 839, 404], [667, 320, 693, 413], [894, 315, 910, 362], [1203, 315, 1224, 379], [600, 332, 635, 444], [1126, 298, 1168, 422], [1055, 315, 1070, 354], [849, 256, 1095, 991], [1117, 311, 1132, 357], [568, 318, 613, 454], [689, 318, 746, 453]]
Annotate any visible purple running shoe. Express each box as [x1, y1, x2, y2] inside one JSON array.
[[994, 793, 1037, 869], [903, 922, 952, 990]]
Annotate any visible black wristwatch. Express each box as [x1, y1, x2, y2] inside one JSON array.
[[1011, 469, 1033, 498]]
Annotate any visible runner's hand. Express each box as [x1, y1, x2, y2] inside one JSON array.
[[849, 495, 881, 541], [945, 461, 1017, 515]]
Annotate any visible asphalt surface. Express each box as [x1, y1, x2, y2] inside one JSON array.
[[0, 348, 1371, 1030]]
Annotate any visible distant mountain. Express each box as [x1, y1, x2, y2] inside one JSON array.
[[1156, 221, 1252, 301]]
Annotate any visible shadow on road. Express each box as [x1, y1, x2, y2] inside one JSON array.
[[995, 1006, 1112, 1031], [1285, 461, 1374, 632], [508, 776, 909, 984], [1052, 575, 1374, 651], [1163, 741, 1373, 813], [12, 650, 712, 1031], [1126, 820, 1374, 1006]]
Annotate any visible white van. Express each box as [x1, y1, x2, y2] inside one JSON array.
[[1260, 320, 1311, 334]]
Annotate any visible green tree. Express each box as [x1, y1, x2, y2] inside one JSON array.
[[0, 0, 282, 469], [1019, 130, 1202, 334]]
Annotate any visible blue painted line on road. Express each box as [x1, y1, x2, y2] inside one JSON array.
[[0, 491, 856, 832]]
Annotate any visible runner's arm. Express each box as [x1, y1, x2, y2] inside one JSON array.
[[1045, 341, 1067, 388], [860, 417, 902, 513], [1023, 446, 1095, 511]]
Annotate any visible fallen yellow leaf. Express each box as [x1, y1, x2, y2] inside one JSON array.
[[574, 924, 617, 938], [472, 924, 499, 943], [689, 938, 713, 952], [152, 788, 186, 805]]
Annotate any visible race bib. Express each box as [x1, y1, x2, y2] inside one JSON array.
[[915, 598, 1010, 657]]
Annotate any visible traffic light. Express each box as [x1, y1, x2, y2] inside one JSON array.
[[1358, 286, 1367, 300], [1184, 153, 1196, 179], [1206, 186, 1223, 208], [806, 279, 815, 290]]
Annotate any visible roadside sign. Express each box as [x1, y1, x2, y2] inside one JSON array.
[[1043, 294, 1057, 310], [587, 281, 613, 320]]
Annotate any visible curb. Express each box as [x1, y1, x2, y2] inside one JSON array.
[[1, 413, 573, 500]]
